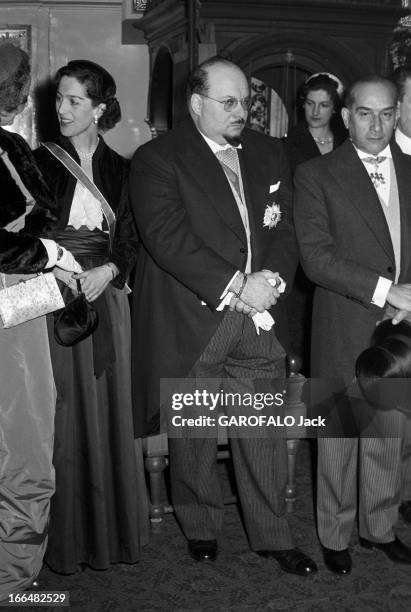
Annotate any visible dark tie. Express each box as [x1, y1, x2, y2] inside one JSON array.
[[362, 156, 387, 189]]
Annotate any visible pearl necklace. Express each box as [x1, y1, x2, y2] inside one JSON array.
[[75, 143, 98, 160], [312, 135, 333, 145]]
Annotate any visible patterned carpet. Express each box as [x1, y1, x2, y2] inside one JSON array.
[[30, 441, 411, 612]]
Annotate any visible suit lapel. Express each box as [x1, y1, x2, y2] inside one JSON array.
[[179, 120, 247, 244], [328, 141, 394, 264]]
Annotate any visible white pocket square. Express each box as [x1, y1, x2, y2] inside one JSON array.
[[269, 181, 281, 194]]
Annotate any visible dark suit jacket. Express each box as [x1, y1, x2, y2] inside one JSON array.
[[283, 123, 347, 174], [294, 139, 411, 380], [130, 117, 298, 436]]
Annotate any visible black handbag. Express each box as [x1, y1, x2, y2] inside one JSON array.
[[54, 279, 98, 346]]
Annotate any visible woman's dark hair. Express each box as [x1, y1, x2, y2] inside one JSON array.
[[300, 73, 342, 109], [298, 72, 346, 139], [356, 320, 411, 410], [55, 59, 121, 131], [0, 47, 30, 113], [356, 320, 411, 379]]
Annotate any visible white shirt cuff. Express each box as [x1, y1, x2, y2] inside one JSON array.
[[220, 270, 241, 300], [39, 238, 58, 268], [371, 276, 392, 308], [212, 270, 241, 310], [199, 271, 241, 308]]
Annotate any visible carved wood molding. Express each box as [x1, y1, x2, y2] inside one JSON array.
[[127, 0, 408, 46]]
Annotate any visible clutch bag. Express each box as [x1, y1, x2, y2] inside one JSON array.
[[0, 272, 64, 328], [54, 279, 98, 346]]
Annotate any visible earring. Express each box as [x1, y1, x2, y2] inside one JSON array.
[[94, 116, 99, 125]]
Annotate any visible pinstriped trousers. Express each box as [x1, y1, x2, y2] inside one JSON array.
[[401, 419, 411, 501], [317, 413, 406, 550], [168, 310, 294, 550]]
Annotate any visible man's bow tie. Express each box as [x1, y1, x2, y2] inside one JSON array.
[[362, 156, 387, 166]]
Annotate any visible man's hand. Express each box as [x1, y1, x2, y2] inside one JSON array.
[[386, 284, 411, 312], [228, 295, 257, 318], [391, 309, 411, 325], [239, 270, 280, 312]]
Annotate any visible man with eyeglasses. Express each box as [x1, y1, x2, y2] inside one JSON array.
[[130, 56, 317, 575]]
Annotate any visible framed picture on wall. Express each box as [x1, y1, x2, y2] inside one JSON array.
[[0, 25, 34, 146], [0, 25, 31, 51]]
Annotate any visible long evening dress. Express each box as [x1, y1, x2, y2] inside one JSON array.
[[34, 136, 149, 574]]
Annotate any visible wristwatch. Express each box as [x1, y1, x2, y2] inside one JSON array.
[[57, 245, 64, 261]]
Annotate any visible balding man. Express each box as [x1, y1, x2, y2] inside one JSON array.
[[295, 75, 411, 574], [130, 57, 317, 575]]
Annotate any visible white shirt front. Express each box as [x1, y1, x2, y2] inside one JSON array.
[[68, 155, 103, 230], [357, 144, 391, 207]]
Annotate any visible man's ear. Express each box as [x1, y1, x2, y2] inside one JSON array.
[[190, 94, 202, 117], [341, 107, 350, 130]]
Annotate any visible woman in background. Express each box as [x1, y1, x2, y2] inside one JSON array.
[[35, 59, 148, 574], [284, 73, 346, 373], [0, 44, 80, 600], [284, 72, 346, 173]]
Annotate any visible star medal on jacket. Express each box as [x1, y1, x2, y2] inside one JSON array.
[[263, 181, 282, 229]]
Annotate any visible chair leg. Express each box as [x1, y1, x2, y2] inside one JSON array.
[[145, 455, 168, 523], [286, 438, 300, 512]]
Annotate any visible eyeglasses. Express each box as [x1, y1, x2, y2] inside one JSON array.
[[201, 94, 252, 112]]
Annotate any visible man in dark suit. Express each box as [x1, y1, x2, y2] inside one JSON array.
[[294, 75, 411, 575], [130, 57, 317, 575]]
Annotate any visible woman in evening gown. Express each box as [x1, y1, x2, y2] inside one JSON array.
[[35, 59, 149, 574]]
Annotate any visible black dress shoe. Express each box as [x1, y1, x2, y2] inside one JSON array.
[[188, 539, 218, 562], [322, 547, 352, 575], [359, 536, 411, 564], [399, 501, 411, 523], [257, 548, 318, 575]]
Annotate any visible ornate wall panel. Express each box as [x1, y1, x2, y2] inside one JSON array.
[[123, 0, 410, 133]]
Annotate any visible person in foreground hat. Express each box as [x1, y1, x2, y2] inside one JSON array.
[[0, 43, 80, 601], [356, 319, 411, 411]]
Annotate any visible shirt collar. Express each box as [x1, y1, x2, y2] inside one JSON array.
[[395, 126, 411, 155], [199, 130, 242, 153], [353, 141, 392, 160]]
